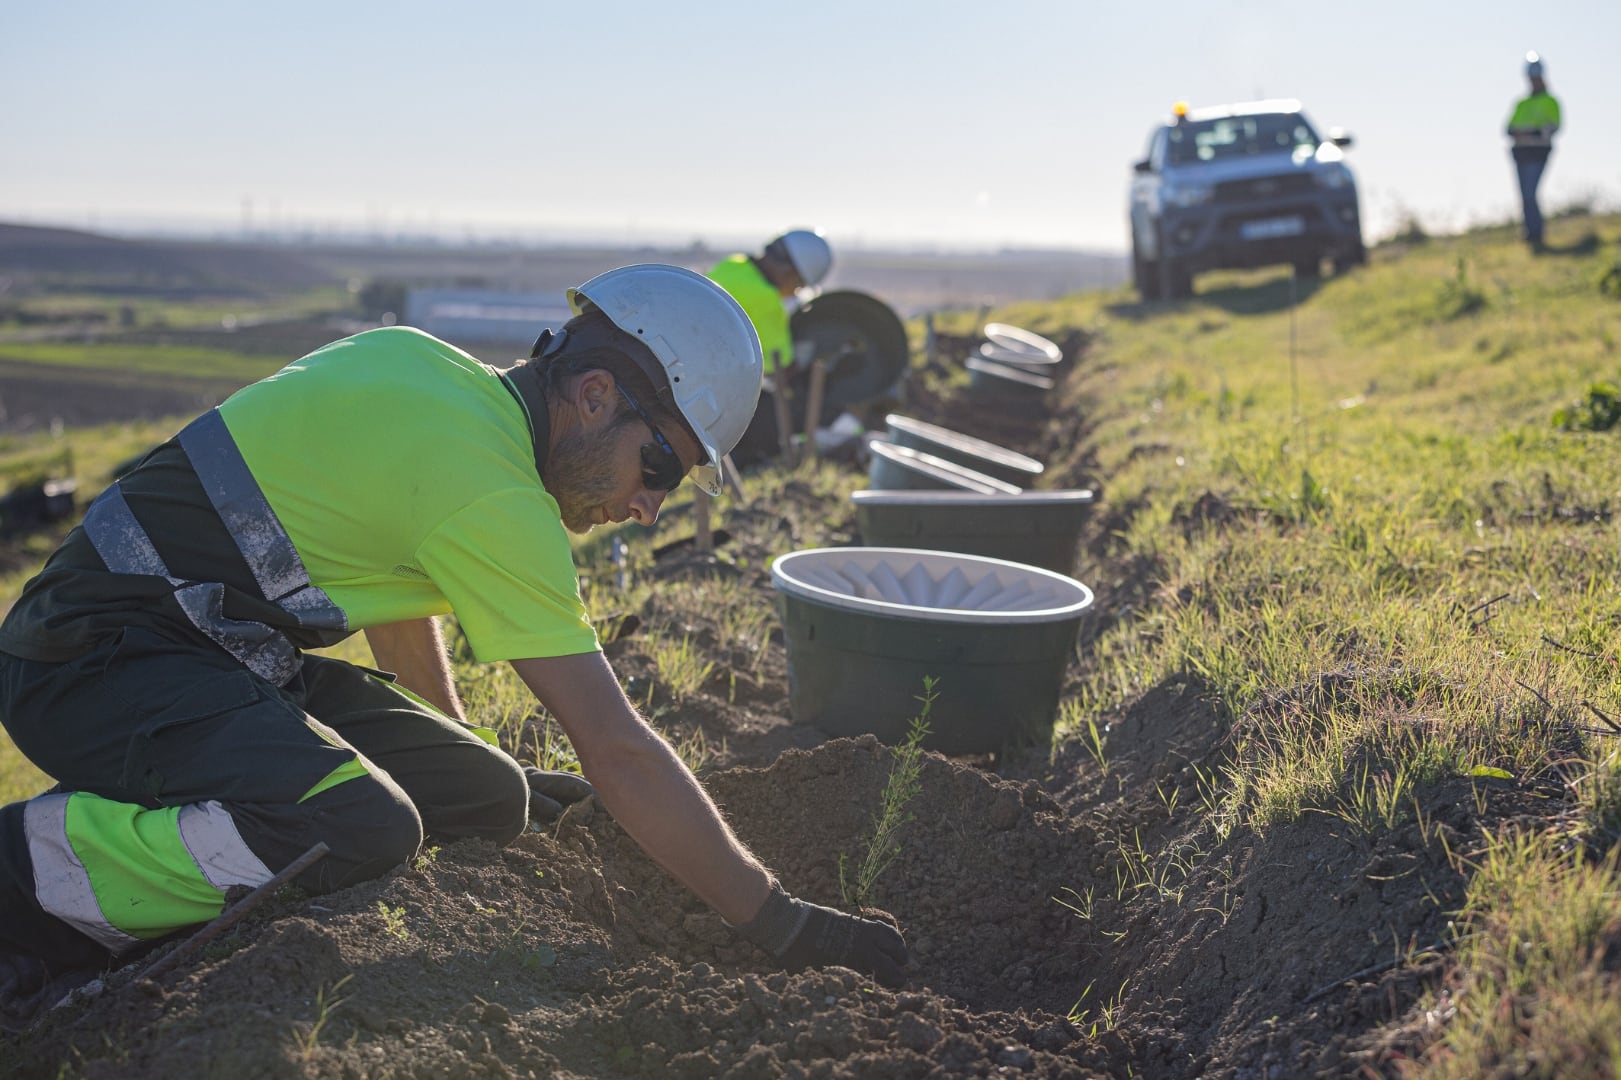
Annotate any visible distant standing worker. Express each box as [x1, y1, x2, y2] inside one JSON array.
[[1506, 51, 1561, 252]]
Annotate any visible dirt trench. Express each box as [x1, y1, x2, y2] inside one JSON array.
[[1, 330, 1542, 1079]]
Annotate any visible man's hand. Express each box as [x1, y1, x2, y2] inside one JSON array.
[[523, 766, 595, 823], [734, 882, 909, 987]]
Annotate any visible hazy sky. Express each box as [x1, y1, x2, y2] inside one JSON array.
[[3, 1, 1617, 252]]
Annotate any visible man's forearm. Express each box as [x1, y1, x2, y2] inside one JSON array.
[[364, 618, 465, 721], [511, 652, 772, 925], [580, 722, 773, 925]]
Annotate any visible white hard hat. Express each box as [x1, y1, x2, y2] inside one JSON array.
[[774, 229, 833, 288], [568, 264, 763, 496], [1525, 51, 1544, 77]]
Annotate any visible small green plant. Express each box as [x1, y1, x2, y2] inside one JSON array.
[[1052, 885, 1095, 923], [644, 633, 716, 701], [1067, 979, 1131, 1037], [376, 901, 409, 941], [838, 677, 936, 909], [291, 973, 353, 1062], [1552, 380, 1621, 432], [1435, 256, 1488, 320], [411, 844, 440, 874]]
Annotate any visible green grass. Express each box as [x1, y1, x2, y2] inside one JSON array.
[[0, 286, 352, 332], [0, 341, 289, 381], [1031, 212, 1621, 1070]]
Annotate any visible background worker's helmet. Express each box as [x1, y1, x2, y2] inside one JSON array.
[[568, 264, 763, 496], [1525, 51, 1544, 78], [773, 229, 833, 288]]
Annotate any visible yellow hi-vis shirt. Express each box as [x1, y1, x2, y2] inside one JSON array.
[[707, 255, 791, 375], [1508, 92, 1561, 147], [1, 327, 598, 665]]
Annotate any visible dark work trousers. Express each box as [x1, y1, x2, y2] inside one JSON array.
[[0, 619, 528, 967], [1513, 148, 1550, 245]]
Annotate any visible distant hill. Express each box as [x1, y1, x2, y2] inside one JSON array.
[[0, 222, 338, 295], [0, 222, 1128, 313]]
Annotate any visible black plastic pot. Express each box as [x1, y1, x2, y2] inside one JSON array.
[[867, 440, 1023, 495], [966, 356, 1054, 399], [881, 414, 1044, 488], [772, 547, 1094, 753], [852, 489, 1096, 575], [978, 342, 1059, 373]]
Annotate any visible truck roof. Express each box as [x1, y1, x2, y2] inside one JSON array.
[[1174, 98, 1305, 124]]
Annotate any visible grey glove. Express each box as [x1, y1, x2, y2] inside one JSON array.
[[734, 882, 909, 987], [523, 766, 594, 823]]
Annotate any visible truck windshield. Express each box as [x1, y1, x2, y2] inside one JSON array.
[[1166, 114, 1319, 165]]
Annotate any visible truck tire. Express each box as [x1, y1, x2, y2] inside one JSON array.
[[1294, 257, 1322, 279], [1155, 228, 1192, 299], [1333, 245, 1367, 274], [1132, 231, 1162, 301]]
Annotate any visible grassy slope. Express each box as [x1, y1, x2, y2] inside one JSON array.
[[978, 214, 1621, 1073]]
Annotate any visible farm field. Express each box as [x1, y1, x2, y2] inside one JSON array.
[[3, 214, 1621, 1077]]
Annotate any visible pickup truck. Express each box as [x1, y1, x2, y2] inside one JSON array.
[[1129, 99, 1366, 300]]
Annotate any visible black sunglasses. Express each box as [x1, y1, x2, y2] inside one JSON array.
[[615, 384, 686, 492]]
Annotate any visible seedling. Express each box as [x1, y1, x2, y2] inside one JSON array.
[[839, 677, 936, 910], [291, 973, 353, 1062]]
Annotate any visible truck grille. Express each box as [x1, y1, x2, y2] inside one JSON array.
[[1213, 173, 1316, 203]]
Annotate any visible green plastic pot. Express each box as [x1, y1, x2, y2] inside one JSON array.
[[882, 414, 1044, 489], [852, 489, 1097, 575], [867, 440, 1022, 495], [771, 547, 1094, 754]]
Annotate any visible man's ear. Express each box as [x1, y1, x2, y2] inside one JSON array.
[[572, 370, 618, 428]]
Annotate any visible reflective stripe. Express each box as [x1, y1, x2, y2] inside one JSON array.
[[175, 801, 274, 891], [298, 757, 370, 804], [179, 409, 346, 631], [23, 794, 141, 954], [172, 580, 299, 686], [83, 489, 301, 684], [80, 408, 349, 683], [83, 486, 174, 580]]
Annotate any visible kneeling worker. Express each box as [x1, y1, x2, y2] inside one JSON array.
[[0, 263, 906, 1012], [707, 228, 833, 378], [707, 229, 834, 462]]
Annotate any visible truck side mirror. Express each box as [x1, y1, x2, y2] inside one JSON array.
[[1133, 159, 1153, 174], [1328, 128, 1354, 149]]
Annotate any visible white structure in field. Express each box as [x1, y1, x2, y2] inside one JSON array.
[[402, 288, 572, 351]]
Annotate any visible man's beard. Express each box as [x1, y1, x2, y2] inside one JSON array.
[[544, 422, 631, 534]]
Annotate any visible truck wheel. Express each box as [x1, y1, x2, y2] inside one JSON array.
[[1333, 246, 1367, 273], [1158, 257, 1193, 300], [1294, 258, 1322, 279], [1132, 233, 1162, 301]]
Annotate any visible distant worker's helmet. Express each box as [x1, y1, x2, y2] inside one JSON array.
[[567, 264, 764, 496], [772, 229, 833, 288], [1525, 51, 1544, 78]]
